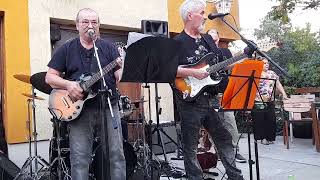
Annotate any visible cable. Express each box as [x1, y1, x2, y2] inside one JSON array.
[[229, 14, 240, 32]]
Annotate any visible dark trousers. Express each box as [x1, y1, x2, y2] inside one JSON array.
[[176, 95, 244, 180], [252, 102, 276, 141]]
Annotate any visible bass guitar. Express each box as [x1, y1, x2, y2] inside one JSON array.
[[174, 53, 247, 101]]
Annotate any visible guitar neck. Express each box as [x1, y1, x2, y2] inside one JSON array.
[[82, 60, 118, 91], [207, 54, 247, 74]]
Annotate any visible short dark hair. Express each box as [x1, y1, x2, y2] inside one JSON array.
[[76, 8, 100, 23]]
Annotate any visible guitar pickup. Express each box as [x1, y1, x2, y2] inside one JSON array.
[[67, 95, 75, 103], [62, 97, 70, 108]]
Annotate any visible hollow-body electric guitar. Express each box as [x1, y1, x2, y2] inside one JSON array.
[[49, 60, 119, 121], [174, 53, 247, 101]]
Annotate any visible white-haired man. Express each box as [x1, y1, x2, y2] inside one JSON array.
[[172, 1, 245, 179]]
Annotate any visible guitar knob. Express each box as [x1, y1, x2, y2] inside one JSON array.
[[68, 116, 72, 120], [76, 106, 80, 109], [73, 112, 77, 115]]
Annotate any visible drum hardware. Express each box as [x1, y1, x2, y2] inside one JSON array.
[[128, 108, 169, 180], [48, 108, 71, 180], [13, 73, 53, 179], [117, 93, 158, 179], [13, 88, 50, 180], [48, 110, 138, 180], [131, 99, 148, 109], [119, 96, 133, 119], [48, 117, 102, 180], [30, 72, 53, 95]]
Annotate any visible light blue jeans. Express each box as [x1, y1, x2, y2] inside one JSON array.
[[68, 103, 126, 180]]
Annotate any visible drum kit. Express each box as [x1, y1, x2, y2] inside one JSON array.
[[13, 72, 158, 180], [13, 72, 52, 180]]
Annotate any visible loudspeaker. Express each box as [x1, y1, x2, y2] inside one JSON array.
[[141, 20, 168, 37], [50, 24, 61, 43]]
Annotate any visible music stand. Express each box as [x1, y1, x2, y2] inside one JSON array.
[[121, 35, 184, 179], [221, 59, 278, 180]]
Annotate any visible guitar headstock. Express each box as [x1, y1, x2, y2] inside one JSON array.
[[114, 41, 127, 58], [256, 41, 279, 52], [233, 41, 279, 56]]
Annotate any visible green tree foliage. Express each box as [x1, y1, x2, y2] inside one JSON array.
[[254, 16, 320, 87], [270, 0, 320, 23]]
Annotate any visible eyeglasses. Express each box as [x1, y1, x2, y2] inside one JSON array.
[[79, 20, 99, 27]]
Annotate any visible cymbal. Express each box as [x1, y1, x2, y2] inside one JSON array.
[[21, 93, 45, 100], [30, 72, 53, 95], [13, 74, 31, 84]]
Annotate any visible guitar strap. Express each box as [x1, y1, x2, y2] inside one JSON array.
[[201, 34, 228, 93], [200, 34, 223, 63], [90, 39, 101, 74]]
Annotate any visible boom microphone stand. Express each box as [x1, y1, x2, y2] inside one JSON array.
[[209, 15, 289, 180], [220, 61, 278, 180], [90, 30, 118, 180], [221, 71, 262, 180], [213, 15, 289, 77]]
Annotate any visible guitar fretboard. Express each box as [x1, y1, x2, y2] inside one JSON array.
[[207, 54, 247, 73], [82, 60, 118, 91]]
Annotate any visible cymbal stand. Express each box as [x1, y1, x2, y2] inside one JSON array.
[[130, 84, 162, 179], [14, 87, 50, 180], [26, 98, 33, 174], [48, 108, 71, 180]]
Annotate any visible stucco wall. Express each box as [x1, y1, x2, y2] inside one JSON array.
[[28, 0, 170, 140], [168, 0, 240, 41], [142, 83, 175, 124], [0, 0, 31, 144]]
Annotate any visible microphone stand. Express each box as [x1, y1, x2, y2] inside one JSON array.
[[212, 16, 289, 180], [91, 33, 117, 180], [217, 17, 289, 77]]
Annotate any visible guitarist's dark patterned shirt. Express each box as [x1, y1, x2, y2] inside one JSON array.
[[173, 30, 223, 101], [174, 31, 213, 65], [48, 37, 120, 105], [186, 37, 209, 63]]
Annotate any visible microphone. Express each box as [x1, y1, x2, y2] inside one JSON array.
[[88, 29, 95, 39], [208, 13, 229, 20]]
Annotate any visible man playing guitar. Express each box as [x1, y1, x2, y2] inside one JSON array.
[[172, 1, 245, 179], [45, 8, 125, 180]]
